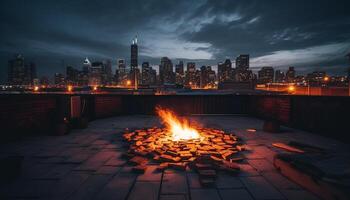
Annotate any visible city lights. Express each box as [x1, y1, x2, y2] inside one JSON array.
[[33, 86, 39, 92], [288, 85, 296, 93], [67, 85, 73, 92]]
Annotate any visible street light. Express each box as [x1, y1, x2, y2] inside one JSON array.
[[288, 85, 295, 94], [67, 85, 73, 92], [33, 86, 39, 92]]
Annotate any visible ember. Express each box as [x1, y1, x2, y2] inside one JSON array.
[[123, 107, 245, 185]]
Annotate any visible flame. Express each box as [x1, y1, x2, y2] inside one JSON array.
[[156, 107, 202, 141]]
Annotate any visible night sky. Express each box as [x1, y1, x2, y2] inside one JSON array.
[[1, 0, 350, 82]]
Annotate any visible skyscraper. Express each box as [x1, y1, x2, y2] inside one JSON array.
[[8, 54, 25, 85], [185, 62, 197, 87], [258, 67, 274, 84], [218, 59, 233, 83], [286, 67, 296, 83], [159, 57, 175, 84], [89, 62, 104, 86], [131, 36, 138, 70], [102, 59, 112, 85], [236, 55, 249, 71], [275, 70, 285, 82], [141, 62, 151, 85], [235, 54, 253, 82], [66, 66, 79, 85], [117, 59, 127, 85], [130, 36, 139, 88], [54, 73, 65, 86], [175, 61, 184, 85], [83, 57, 91, 73]]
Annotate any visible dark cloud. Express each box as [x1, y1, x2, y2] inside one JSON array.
[[1, 0, 350, 82]]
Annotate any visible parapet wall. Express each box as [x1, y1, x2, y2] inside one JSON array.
[[0, 94, 349, 142]]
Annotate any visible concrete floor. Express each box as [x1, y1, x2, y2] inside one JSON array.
[[1, 115, 349, 200]]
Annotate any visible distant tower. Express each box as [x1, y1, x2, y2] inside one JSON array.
[[83, 57, 91, 73], [131, 35, 138, 70], [8, 54, 25, 85]]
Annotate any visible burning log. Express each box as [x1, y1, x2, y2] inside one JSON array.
[[122, 107, 245, 186]]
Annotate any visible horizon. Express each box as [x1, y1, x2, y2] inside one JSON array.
[[1, 0, 350, 82]]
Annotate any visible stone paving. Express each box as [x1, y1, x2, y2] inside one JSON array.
[[1, 115, 348, 200]]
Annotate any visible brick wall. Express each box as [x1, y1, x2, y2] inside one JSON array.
[[1, 94, 349, 142], [0, 95, 58, 136], [94, 95, 123, 118], [249, 96, 291, 124]]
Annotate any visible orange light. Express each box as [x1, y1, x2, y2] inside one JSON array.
[[324, 76, 329, 81], [288, 85, 295, 92], [67, 85, 73, 92], [93, 86, 98, 91], [33, 86, 39, 92], [126, 80, 131, 86], [156, 107, 202, 141]]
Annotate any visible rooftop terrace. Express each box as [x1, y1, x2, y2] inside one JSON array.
[[1, 115, 349, 200]]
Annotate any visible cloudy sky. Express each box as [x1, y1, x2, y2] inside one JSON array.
[[1, 0, 350, 82]]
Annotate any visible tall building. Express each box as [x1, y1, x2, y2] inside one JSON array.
[[83, 57, 91, 73], [236, 55, 249, 71], [66, 66, 79, 85], [141, 62, 151, 85], [99, 59, 112, 85], [275, 70, 285, 82], [7, 54, 36, 85], [8, 54, 25, 85], [159, 57, 175, 84], [149, 68, 157, 85], [218, 59, 233, 83], [175, 61, 184, 85], [200, 66, 216, 88], [185, 62, 196, 86], [117, 59, 127, 85], [89, 62, 104, 85], [286, 67, 296, 83], [54, 73, 65, 86], [130, 36, 139, 88], [258, 67, 274, 84], [130, 36, 138, 70]]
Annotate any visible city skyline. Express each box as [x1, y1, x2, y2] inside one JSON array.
[[1, 0, 350, 82]]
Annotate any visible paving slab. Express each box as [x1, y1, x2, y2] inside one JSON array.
[[216, 173, 244, 189], [248, 158, 276, 173], [128, 181, 161, 200], [137, 165, 162, 182], [1, 115, 342, 200], [240, 176, 285, 200], [66, 174, 113, 200], [95, 173, 136, 200], [161, 172, 188, 195], [190, 189, 221, 200], [219, 189, 254, 200]]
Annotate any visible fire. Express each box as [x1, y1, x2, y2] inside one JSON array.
[[156, 107, 202, 141]]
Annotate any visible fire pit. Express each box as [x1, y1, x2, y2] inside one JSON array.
[[123, 107, 245, 186]]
